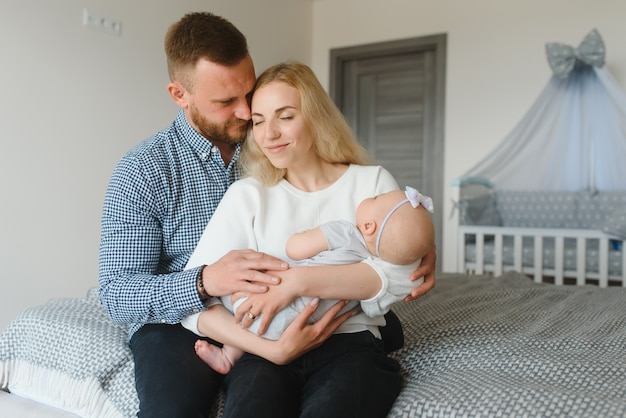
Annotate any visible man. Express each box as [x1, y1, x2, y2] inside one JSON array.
[[98, 11, 436, 417]]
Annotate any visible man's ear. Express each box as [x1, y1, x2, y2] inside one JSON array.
[[167, 82, 187, 108]]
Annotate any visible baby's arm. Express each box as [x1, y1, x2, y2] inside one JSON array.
[[285, 227, 330, 261]]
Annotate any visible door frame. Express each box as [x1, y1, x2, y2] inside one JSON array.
[[329, 34, 447, 268]]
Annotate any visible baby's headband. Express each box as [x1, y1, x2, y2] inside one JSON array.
[[375, 186, 434, 258]]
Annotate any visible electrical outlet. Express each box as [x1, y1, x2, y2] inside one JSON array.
[[83, 9, 121, 36]]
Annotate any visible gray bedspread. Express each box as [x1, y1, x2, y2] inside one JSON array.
[[1, 272, 625, 417], [389, 272, 626, 417]]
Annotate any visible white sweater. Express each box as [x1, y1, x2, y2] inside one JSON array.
[[186, 164, 418, 338]]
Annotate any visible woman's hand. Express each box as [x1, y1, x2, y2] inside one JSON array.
[[268, 298, 355, 365], [404, 246, 436, 302], [234, 269, 299, 335], [196, 301, 355, 365]]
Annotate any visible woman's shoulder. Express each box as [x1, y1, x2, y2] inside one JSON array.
[[346, 164, 398, 193], [348, 164, 396, 181], [349, 164, 391, 175]]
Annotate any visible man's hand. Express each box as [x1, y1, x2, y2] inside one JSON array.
[[269, 298, 355, 365], [201, 250, 288, 297], [404, 246, 436, 302]]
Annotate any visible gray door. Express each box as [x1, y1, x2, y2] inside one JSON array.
[[330, 35, 446, 269]]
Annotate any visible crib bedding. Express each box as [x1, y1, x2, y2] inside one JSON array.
[[2, 272, 626, 417], [463, 236, 624, 277]]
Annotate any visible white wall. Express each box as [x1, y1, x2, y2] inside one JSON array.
[[311, 0, 626, 271], [3, 0, 626, 331], [0, 0, 312, 331]]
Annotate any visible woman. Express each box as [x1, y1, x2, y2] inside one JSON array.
[[185, 61, 422, 417]]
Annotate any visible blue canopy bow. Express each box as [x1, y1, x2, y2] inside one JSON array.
[[546, 29, 605, 79]]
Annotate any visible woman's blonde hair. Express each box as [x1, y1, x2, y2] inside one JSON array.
[[239, 61, 371, 185]]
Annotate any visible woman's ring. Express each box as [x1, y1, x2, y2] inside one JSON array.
[[247, 312, 257, 320]]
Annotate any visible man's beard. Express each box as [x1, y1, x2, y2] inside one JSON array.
[[190, 104, 249, 145]]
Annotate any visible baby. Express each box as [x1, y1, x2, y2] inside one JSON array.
[[194, 186, 435, 374]]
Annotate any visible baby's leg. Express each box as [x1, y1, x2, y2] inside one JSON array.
[[194, 340, 244, 375]]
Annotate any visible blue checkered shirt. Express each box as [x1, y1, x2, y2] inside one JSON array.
[[99, 110, 242, 338]]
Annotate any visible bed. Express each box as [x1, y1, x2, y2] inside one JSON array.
[[2, 271, 626, 417]]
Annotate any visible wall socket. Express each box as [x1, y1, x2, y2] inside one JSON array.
[[82, 9, 121, 36]]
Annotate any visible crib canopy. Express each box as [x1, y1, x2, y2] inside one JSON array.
[[457, 29, 626, 192]]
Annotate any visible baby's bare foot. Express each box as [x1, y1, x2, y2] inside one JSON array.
[[194, 340, 234, 375]]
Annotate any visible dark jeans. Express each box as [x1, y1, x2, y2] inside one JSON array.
[[222, 331, 402, 418], [381, 310, 404, 353], [130, 323, 224, 418], [130, 312, 404, 418]]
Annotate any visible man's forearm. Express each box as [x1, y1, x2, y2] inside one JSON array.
[[99, 268, 203, 326]]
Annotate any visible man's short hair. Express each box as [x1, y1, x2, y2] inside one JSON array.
[[164, 12, 249, 85]]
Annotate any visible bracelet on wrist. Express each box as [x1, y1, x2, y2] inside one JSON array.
[[196, 266, 210, 301]]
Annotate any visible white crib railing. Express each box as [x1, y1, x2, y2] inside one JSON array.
[[457, 225, 625, 288]]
